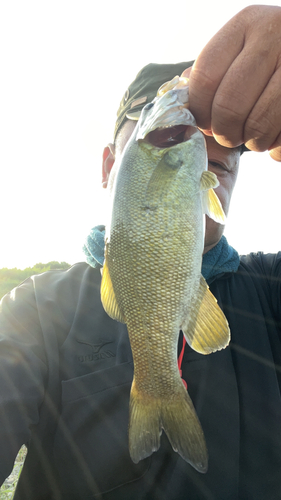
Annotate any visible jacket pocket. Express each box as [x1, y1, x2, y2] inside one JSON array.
[[54, 362, 150, 499]]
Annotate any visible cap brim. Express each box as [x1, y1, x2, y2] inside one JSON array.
[[126, 110, 142, 121]]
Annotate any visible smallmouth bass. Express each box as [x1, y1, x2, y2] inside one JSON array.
[[101, 76, 230, 473]]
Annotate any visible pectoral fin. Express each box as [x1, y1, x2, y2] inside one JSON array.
[[101, 258, 125, 323], [182, 276, 230, 354], [200, 172, 226, 224], [200, 170, 219, 191]]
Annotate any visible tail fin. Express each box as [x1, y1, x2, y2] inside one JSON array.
[[128, 379, 208, 473]]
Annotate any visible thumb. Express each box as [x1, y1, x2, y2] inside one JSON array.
[[181, 66, 192, 79], [181, 65, 213, 135]]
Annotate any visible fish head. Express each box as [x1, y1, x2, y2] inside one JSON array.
[[137, 77, 199, 140], [132, 76, 207, 178], [107, 76, 209, 207], [137, 77, 192, 132], [106, 76, 217, 240], [110, 76, 207, 181]]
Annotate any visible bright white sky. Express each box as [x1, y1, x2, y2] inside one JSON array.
[[0, 0, 280, 269]]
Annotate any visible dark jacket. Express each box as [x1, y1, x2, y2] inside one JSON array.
[[0, 253, 281, 500]]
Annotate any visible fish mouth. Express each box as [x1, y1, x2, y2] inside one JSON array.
[[145, 124, 197, 149]]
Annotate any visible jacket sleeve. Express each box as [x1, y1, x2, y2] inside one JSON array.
[[260, 252, 281, 324], [0, 278, 47, 484]]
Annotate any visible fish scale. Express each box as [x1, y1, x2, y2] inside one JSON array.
[[101, 77, 230, 472]]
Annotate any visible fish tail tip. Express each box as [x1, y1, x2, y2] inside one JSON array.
[[161, 387, 208, 473], [129, 383, 161, 463], [129, 382, 208, 473]]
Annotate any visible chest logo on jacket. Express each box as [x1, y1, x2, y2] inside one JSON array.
[[76, 339, 115, 363]]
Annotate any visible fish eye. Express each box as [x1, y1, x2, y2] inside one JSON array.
[[144, 102, 154, 111]]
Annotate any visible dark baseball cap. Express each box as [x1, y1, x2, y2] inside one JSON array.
[[114, 61, 249, 154]]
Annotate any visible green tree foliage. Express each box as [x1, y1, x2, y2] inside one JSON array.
[[0, 261, 70, 300]]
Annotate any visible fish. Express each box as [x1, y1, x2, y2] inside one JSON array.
[[100, 75, 230, 473]]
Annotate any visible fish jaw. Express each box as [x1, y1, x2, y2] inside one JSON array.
[[157, 75, 190, 97], [136, 83, 196, 141], [134, 80, 205, 171]]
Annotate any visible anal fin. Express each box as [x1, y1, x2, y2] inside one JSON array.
[[182, 275, 230, 354]]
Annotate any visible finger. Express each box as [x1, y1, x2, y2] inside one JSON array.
[[188, 9, 246, 130], [269, 133, 281, 162], [269, 147, 281, 162], [181, 66, 213, 135], [189, 5, 281, 147], [211, 42, 279, 148], [210, 7, 281, 148], [199, 129, 213, 137], [243, 65, 281, 153]]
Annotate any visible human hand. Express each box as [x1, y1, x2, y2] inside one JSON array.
[[182, 5, 281, 162]]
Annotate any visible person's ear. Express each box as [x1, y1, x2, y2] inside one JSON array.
[[102, 143, 115, 188]]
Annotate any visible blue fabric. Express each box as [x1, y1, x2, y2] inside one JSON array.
[[202, 235, 240, 284], [83, 225, 105, 268], [83, 226, 240, 283]]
